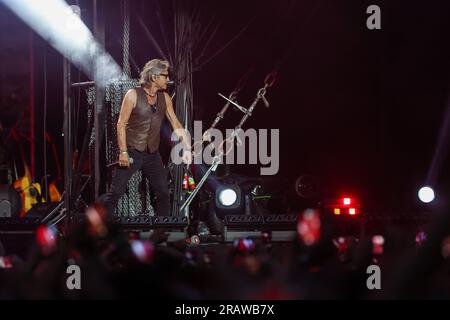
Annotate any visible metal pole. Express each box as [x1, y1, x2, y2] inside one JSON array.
[[28, 31, 35, 180], [179, 156, 221, 213], [93, 0, 105, 200], [63, 57, 72, 214]]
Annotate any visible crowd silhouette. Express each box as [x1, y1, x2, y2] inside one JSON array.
[[1, 202, 450, 300]]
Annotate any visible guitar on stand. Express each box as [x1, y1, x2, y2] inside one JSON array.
[[10, 129, 44, 217]]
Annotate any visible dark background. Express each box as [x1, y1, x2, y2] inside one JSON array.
[[1, 0, 449, 212]]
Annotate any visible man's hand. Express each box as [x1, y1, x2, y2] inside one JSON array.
[[202, 131, 212, 143], [119, 152, 130, 167], [182, 149, 192, 166]]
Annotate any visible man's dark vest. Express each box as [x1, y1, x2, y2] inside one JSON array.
[[126, 87, 167, 153]]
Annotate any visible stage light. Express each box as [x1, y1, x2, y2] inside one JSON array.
[[213, 184, 243, 218], [86, 205, 108, 237], [297, 209, 321, 246], [333, 236, 350, 259], [218, 188, 238, 207], [324, 196, 361, 217], [215, 185, 241, 209], [418, 186, 435, 203], [415, 231, 427, 247], [233, 238, 256, 253], [0, 256, 14, 269], [1, 0, 124, 88], [372, 235, 384, 255], [131, 240, 154, 263], [36, 225, 58, 255], [36, 225, 57, 247]]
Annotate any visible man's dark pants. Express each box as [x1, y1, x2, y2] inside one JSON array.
[[103, 149, 170, 216]]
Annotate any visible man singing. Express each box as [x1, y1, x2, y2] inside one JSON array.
[[105, 59, 191, 216]]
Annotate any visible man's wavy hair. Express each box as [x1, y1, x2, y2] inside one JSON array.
[[139, 59, 170, 86]]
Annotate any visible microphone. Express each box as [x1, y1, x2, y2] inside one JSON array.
[[166, 80, 175, 85], [107, 157, 134, 167]]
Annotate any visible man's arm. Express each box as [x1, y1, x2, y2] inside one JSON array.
[[164, 92, 191, 150], [117, 89, 136, 166]]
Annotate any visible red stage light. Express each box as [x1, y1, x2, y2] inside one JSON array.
[[324, 196, 361, 217], [233, 238, 256, 253], [372, 235, 384, 255], [36, 225, 57, 247], [297, 209, 321, 246], [36, 225, 58, 255]]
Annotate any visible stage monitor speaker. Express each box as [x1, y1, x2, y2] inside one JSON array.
[[0, 185, 21, 218]]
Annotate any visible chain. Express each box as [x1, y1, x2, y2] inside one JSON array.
[[264, 70, 277, 88], [122, 0, 131, 78]]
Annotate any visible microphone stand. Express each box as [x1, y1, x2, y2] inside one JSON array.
[[179, 75, 275, 215]]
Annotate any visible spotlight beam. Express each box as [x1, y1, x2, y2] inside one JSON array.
[[1, 0, 124, 88], [426, 99, 450, 186]]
